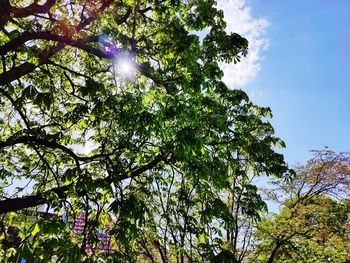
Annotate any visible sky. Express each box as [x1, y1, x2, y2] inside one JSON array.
[[217, 0, 350, 165]]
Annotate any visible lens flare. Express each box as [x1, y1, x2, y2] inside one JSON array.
[[120, 60, 132, 74], [114, 54, 136, 78]]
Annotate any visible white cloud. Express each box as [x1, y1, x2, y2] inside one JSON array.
[[216, 0, 269, 87]]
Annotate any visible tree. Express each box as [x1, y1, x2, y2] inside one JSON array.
[[251, 150, 350, 263], [0, 0, 288, 261]]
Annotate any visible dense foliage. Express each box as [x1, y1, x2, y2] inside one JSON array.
[[254, 196, 350, 263], [252, 150, 350, 263], [0, 0, 290, 262]]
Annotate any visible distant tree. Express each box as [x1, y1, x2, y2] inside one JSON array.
[[0, 0, 288, 261], [251, 150, 350, 263]]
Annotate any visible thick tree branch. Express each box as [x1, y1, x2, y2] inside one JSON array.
[[115, 7, 132, 25], [0, 185, 68, 214], [0, 43, 64, 86], [76, 0, 114, 31], [0, 153, 169, 214], [0, 32, 103, 56], [10, 0, 56, 18], [0, 135, 107, 164], [119, 153, 169, 181], [0, 0, 56, 27], [0, 0, 114, 86]]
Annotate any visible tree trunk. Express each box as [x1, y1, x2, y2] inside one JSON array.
[[267, 241, 282, 263]]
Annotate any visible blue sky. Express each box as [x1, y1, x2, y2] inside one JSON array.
[[223, 0, 350, 165]]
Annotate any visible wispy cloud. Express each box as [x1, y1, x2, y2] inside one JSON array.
[[217, 0, 269, 87]]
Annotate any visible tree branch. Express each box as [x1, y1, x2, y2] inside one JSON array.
[[0, 135, 105, 164], [0, 0, 114, 86], [10, 0, 56, 18], [0, 185, 68, 214], [0, 43, 64, 86], [0, 31, 103, 56], [0, 153, 169, 214]]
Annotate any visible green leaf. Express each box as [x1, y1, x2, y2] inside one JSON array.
[[31, 223, 40, 237]]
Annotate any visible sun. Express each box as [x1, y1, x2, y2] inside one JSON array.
[[114, 54, 136, 78], [120, 60, 133, 74]]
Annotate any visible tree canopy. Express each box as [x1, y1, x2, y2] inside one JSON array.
[[251, 150, 350, 263], [0, 0, 289, 261]]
